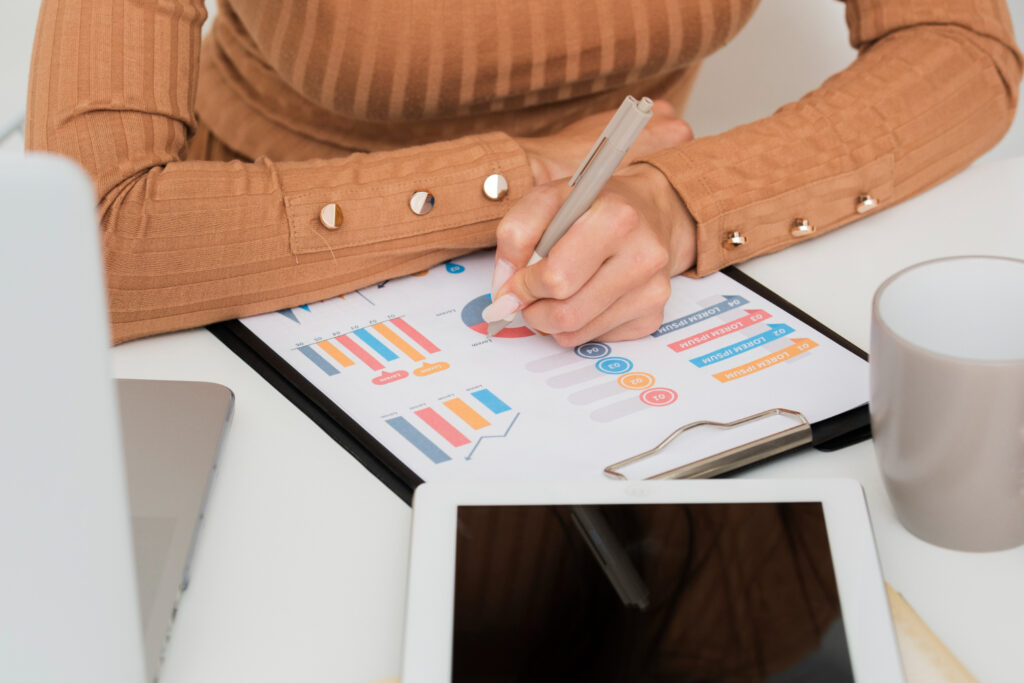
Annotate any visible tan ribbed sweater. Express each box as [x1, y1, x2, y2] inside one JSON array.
[[26, 0, 1022, 343]]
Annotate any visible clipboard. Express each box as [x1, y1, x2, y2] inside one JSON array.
[[209, 263, 869, 505]]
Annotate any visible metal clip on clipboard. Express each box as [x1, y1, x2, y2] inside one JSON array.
[[604, 408, 813, 481]]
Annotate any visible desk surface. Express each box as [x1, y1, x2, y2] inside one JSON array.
[[111, 156, 1024, 683]]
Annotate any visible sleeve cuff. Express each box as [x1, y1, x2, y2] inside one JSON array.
[[274, 131, 535, 257], [641, 143, 894, 277]]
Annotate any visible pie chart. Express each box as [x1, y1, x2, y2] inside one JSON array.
[[461, 294, 535, 338]]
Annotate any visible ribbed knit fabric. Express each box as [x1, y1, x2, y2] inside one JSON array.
[[26, 0, 1021, 343]]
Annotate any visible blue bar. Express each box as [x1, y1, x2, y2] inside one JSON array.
[[297, 345, 339, 376], [354, 328, 399, 361], [386, 417, 451, 463], [690, 323, 794, 367], [471, 389, 511, 415]]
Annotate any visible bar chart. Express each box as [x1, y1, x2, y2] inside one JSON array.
[[293, 316, 449, 384], [384, 387, 516, 464]]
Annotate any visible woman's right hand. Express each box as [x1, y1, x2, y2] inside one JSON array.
[[514, 99, 693, 185]]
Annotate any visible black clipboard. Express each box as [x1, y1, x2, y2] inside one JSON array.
[[209, 266, 870, 505]]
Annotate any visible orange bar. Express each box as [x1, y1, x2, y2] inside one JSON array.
[[443, 398, 490, 430], [317, 340, 355, 367], [372, 322, 425, 361], [713, 339, 817, 383]]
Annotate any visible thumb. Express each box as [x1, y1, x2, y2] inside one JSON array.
[[491, 181, 571, 296]]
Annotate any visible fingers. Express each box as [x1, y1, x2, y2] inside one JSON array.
[[650, 99, 677, 118], [521, 196, 648, 302], [529, 261, 673, 348], [491, 181, 571, 295], [629, 102, 693, 161], [485, 190, 672, 338], [493, 182, 571, 268], [487, 192, 641, 321]]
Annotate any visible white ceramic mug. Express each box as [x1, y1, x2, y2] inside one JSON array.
[[870, 256, 1024, 551]]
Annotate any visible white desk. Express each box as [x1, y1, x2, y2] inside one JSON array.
[[112, 157, 1024, 683]]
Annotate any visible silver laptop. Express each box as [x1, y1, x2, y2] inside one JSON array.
[[0, 154, 231, 681], [119, 377, 232, 678]]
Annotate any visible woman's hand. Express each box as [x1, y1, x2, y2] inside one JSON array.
[[483, 163, 698, 347], [514, 100, 693, 185]]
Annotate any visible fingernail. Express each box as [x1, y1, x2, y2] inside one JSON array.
[[491, 258, 515, 297], [482, 293, 522, 322]]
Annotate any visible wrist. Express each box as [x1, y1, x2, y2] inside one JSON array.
[[618, 164, 697, 275]]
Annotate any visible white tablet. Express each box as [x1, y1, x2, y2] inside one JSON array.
[[401, 479, 903, 682]]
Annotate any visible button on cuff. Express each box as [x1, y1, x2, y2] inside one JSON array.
[[790, 218, 814, 237], [856, 194, 878, 214], [482, 173, 509, 201], [409, 190, 435, 215], [723, 231, 747, 250], [319, 203, 344, 230]]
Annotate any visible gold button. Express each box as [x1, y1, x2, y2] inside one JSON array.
[[482, 173, 509, 201], [791, 218, 814, 237], [723, 231, 747, 250], [409, 190, 435, 215], [319, 203, 343, 230], [856, 194, 878, 214]]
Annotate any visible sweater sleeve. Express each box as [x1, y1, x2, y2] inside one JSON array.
[[25, 0, 534, 343], [641, 0, 1022, 276]]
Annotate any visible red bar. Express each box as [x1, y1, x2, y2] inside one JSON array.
[[392, 318, 440, 354], [336, 335, 384, 371], [414, 407, 470, 447]]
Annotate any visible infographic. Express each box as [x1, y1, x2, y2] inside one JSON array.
[[241, 251, 868, 483]]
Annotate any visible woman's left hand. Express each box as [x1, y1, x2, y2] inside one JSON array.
[[482, 164, 697, 347]]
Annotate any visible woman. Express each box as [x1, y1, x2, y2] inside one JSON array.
[[27, 0, 1020, 344]]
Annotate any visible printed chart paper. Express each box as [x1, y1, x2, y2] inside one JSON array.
[[240, 251, 868, 482]]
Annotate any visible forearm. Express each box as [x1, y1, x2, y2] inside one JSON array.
[[641, 0, 1022, 276], [26, 0, 533, 343], [97, 136, 530, 343]]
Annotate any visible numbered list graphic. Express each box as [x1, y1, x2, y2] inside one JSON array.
[[383, 387, 519, 463], [526, 342, 678, 423], [653, 295, 819, 383], [293, 317, 449, 384]]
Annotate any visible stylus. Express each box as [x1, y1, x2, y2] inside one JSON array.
[[570, 505, 650, 610], [486, 95, 655, 337]]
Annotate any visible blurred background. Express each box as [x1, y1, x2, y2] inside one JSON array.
[[3, 1, 1022, 161]]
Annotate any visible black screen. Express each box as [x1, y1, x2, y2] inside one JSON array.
[[451, 502, 853, 682]]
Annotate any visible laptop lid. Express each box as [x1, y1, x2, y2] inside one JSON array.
[[1, 154, 234, 681], [118, 378, 233, 677], [0, 154, 146, 682]]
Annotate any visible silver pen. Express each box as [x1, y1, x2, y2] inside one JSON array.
[[487, 95, 655, 337]]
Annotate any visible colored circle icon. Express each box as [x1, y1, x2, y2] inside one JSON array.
[[640, 387, 678, 407], [575, 342, 611, 359], [461, 294, 534, 338], [618, 372, 655, 390], [595, 357, 633, 375], [445, 262, 465, 274]]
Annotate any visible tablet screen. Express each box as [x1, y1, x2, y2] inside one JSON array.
[[452, 502, 853, 682]]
